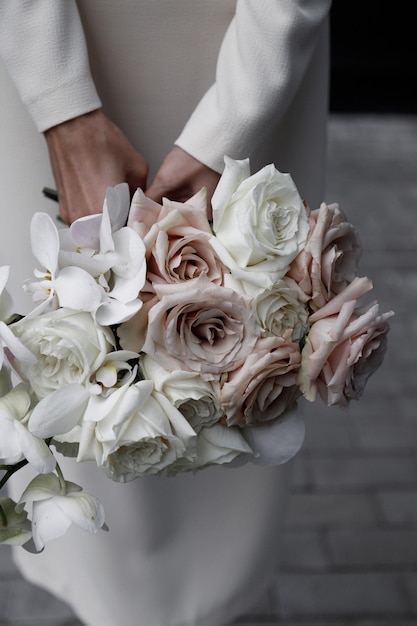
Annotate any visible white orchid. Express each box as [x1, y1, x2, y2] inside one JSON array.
[[28, 349, 141, 456], [24, 184, 146, 325], [0, 266, 13, 322], [30, 378, 197, 481], [0, 497, 32, 546], [0, 385, 56, 474], [89, 349, 140, 397], [59, 183, 147, 324], [18, 472, 105, 552], [0, 266, 36, 371]]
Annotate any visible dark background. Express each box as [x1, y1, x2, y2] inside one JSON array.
[[329, 3, 415, 113]]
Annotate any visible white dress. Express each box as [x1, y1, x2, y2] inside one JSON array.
[[0, 2, 331, 625]]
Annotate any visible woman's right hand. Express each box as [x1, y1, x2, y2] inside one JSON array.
[[44, 109, 148, 224]]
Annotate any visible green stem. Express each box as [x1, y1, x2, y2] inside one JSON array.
[[55, 462, 66, 489], [0, 459, 29, 492], [0, 502, 7, 528]]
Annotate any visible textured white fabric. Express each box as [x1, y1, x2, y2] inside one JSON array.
[[176, 0, 332, 172], [0, 0, 331, 171], [0, 0, 101, 131], [0, 2, 331, 625]]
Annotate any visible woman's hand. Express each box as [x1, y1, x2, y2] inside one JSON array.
[[44, 109, 148, 224], [146, 146, 220, 219]]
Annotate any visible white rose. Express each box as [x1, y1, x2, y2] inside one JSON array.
[[12, 308, 113, 398], [77, 381, 196, 481], [168, 423, 253, 474], [140, 355, 224, 432], [252, 277, 310, 342], [211, 157, 309, 288]]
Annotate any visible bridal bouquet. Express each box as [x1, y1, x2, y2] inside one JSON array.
[[0, 157, 392, 551]]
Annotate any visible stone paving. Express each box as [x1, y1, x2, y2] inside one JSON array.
[[1, 114, 416, 625]]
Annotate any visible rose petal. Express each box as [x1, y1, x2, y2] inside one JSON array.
[[243, 405, 304, 465], [212, 156, 250, 221]]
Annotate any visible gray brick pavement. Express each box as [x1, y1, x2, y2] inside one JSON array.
[[1, 115, 416, 625]]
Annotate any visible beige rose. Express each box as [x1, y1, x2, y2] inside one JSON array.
[[128, 187, 212, 238], [128, 188, 225, 289], [288, 203, 362, 311], [220, 334, 301, 427], [298, 277, 393, 407], [142, 277, 259, 379]]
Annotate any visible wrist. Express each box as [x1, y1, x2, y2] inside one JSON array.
[[44, 108, 104, 143]]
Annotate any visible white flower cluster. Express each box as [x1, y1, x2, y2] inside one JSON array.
[[0, 159, 391, 553]]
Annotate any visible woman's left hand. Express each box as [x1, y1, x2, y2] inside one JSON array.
[[146, 146, 220, 219]]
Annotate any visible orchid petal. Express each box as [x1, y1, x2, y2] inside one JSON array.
[[112, 227, 146, 274], [95, 362, 118, 388], [14, 420, 56, 474], [55, 492, 105, 533], [0, 387, 31, 419], [99, 202, 115, 254], [58, 249, 112, 277], [0, 497, 32, 546], [104, 183, 130, 231], [95, 298, 143, 326], [0, 321, 37, 366], [29, 384, 90, 439], [0, 266, 13, 322], [19, 473, 62, 502], [32, 499, 72, 551], [30, 213, 59, 274], [69, 213, 102, 250], [109, 272, 145, 304], [0, 417, 19, 458], [53, 266, 103, 312], [0, 266, 10, 294]]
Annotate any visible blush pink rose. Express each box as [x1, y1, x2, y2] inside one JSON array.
[[128, 187, 212, 237], [141, 278, 259, 379], [220, 334, 301, 427], [128, 188, 226, 289], [298, 276, 393, 407], [288, 203, 362, 312]]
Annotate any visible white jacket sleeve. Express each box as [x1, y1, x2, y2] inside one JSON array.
[[175, 0, 332, 173], [0, 0, 101, 132]]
